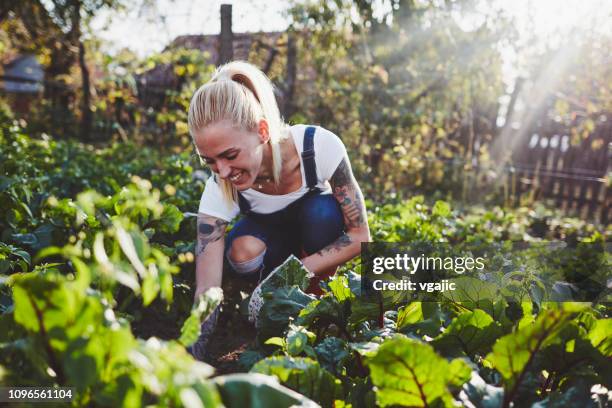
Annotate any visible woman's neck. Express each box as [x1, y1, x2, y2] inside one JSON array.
[[257, 129, 293, 182], [258, 141, 275, 181]]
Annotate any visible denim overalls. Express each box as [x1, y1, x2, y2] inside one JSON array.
[[225, 126, 346, 284]]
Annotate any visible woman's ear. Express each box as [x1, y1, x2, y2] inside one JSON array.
[[257, 119, 270, 143]]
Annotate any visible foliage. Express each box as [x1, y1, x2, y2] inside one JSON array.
[[92, 47, 216, 146], [213, 373, 318, 407], [0, 122, 323, 407], [1, 1, 610, 406], [1, 110, 610, 406], [251, 356, 343, 407], [3, 0, 610, 208], [285, 0, 510, 199], [241, 195, 609, 407], [367, 336, 471, 407]]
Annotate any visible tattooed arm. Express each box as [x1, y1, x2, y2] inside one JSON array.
[[194, 213, 228, 300], [302, 156, 371, 276]]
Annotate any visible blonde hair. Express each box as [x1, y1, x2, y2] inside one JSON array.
[[188, 61, 287, 203]]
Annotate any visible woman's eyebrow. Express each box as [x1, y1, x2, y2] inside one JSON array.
[[200, 148, 240, 160]]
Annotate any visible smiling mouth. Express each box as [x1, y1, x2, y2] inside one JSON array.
[[229, 171, 243, 183]]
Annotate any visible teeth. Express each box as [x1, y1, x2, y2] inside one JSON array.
[[229, 172, 241, 182]]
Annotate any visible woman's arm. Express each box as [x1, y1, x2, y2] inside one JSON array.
[[194, 213, 228, 300], [301, 156, 371, 276]]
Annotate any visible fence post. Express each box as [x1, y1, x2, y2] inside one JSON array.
[[218, 4, 233, 65], [282, 31, 297, 118]]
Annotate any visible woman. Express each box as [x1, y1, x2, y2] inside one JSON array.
[[187, 61, 370, 361]]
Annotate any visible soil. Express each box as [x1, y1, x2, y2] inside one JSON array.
[[206, 275, 259, 374], [207, 305, 256, 374], [131, 271, 259, 374]]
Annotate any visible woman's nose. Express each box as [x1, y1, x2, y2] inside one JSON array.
[[217, 161, 231, 178]]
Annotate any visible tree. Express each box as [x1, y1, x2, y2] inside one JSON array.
[[3, 0, 125, 139], [287, 0, 512, 198]]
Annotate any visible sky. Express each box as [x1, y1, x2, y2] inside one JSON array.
[[91, 0, 612, 83], [91, 0, 291, 56]]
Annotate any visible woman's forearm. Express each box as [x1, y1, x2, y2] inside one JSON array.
[[194, 214, 227, 298], [301, 227, 370, 276], [195, 239, 224, 295]]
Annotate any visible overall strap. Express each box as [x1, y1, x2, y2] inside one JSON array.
[[237, 191, 251, 214], [302, 126, 318, 191]]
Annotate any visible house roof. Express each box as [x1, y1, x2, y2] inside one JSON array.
[[167, 31, 284, 63], [136, 31, 285, 99], [1, 54, 44, 93]]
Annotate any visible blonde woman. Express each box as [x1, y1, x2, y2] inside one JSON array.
[[187, 61, 370, 361]]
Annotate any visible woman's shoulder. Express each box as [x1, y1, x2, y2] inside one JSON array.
[[199, 175, 240, 221], [286, 124, 347, 179], [288, 123, 337, 134], [288, 124, 344, 149]]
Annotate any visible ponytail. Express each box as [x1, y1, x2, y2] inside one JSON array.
[[188, 61, 287, 204]]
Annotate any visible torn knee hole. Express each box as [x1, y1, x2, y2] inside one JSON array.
[[227, 247, 266, 275]]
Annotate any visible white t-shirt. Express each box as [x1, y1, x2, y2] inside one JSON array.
[[198, 124, 347, 221]]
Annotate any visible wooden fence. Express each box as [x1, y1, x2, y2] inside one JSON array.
[[509, 118, 611, 224]]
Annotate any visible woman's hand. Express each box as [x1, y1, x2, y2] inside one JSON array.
[[193, 285, 210, 302]]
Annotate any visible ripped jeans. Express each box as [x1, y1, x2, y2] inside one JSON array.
[[226, 192, 345, 281]]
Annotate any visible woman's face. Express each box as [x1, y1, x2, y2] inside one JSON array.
[[193, 120, 267, 191]]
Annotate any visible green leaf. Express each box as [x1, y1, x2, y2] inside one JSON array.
[[348, 341, 380, 357], [264, 337, 286, 348], [486, 304, 586, 398], [250, 256, 314, 327], [257, 287, 316, 339], [347, 299, 380, 326], [129, 338, 221, 404], [432, 309, 502, 357], [259, 255, 312, 295], [155, 204, 184, 233], [297, 295, 344, 328], [0, 176, 17, 192], [397, 302, 445, 338], [63, 337, 102, 392], [588, 318, 612, 357], [432, 200, 451, 218], [178, 287, 223, 347], [115, 225, 147, 278], [443, 277, 494, 305], [13, 272, 71, 333], [286, 325, 315, 356], [11, 233, 38, 247], [179, 388, 205, 408], [314, 337, 350, 375], [366, 335, 471, 407], [141, 274, 160, 306], [397, 302, 423, 329], [328, 275, 355, 302], [93, 232, 140, 293], [214, 373, 318, 408], [441, 276, 504, 318], [251, 356, 342, 408]]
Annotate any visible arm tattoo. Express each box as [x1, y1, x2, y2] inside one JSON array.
[[317, 234, 352, 256], [330, 158, 367, 229], [196, 215, 227, 255]]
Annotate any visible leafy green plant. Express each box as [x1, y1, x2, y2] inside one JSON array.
[[1, 123, 609, 407]]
